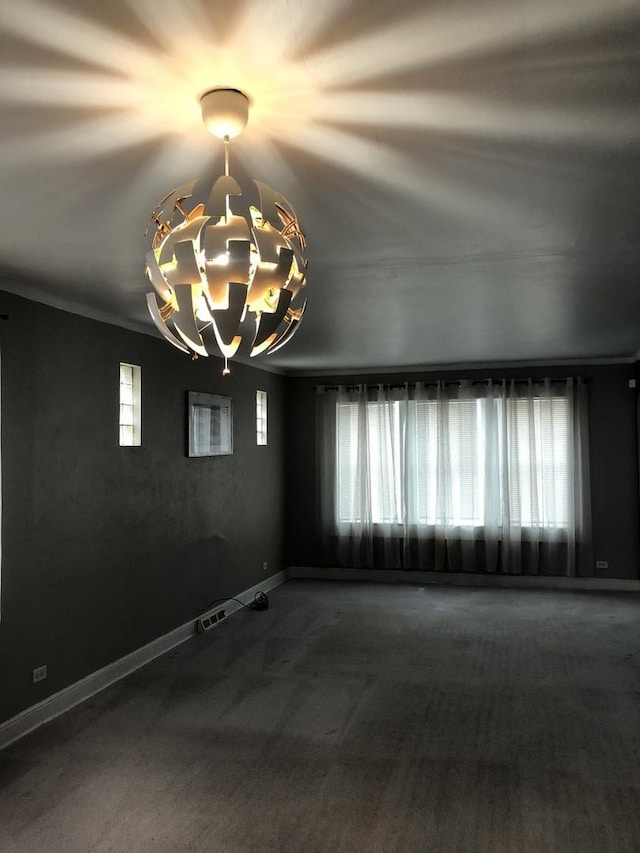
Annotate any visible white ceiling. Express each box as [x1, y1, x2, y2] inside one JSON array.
[[1, 0, 639, 374]]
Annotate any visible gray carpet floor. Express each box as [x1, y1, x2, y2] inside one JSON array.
[[1, 579, 640, 852]]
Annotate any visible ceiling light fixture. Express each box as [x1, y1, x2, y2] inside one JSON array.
[[145, 87, 308, 375]]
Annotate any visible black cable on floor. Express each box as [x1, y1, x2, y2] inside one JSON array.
[[201, 591, 269, 614]]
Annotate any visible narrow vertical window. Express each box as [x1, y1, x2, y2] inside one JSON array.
[[119, 363, 141, 446], [256, 389, 267, 445]]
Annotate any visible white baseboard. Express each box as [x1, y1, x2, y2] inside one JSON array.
[[287, 566, 640, 592], [0, 571, 287, 752]]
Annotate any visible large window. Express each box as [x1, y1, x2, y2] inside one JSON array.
[[319, 378, 589, 575], [336, 394, 570, 530]]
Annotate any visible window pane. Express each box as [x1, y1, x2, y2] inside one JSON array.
[[410, 399, 483, 526], [364, 401, 398, 523], [337, 403, 362, 522], [506, 398, 569, 527], [120, 384, 133, 406], [120, 424, 134, 446], [119, 404, 134, 426]]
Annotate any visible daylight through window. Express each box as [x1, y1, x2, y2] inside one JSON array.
[[119, 363, 141, 446], [336, 395, 570, 529], [256, 390, 267, 445]]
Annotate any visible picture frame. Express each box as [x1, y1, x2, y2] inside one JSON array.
[[187, 391, 233, 457]]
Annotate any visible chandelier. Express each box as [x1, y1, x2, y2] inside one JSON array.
[[145, 88, 308, 374]]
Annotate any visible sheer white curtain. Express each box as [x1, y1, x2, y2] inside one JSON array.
[[316, 378, 592, 576]]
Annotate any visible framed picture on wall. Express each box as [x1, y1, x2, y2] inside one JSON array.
[[187, 392, 233, 457]]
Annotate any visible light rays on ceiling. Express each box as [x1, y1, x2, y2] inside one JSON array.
[[303, 0, 637, 87], [0, 0, 638, 291], [1, 0, 637, 178], [314, 91, 640, 147]]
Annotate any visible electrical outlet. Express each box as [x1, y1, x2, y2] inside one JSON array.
[[32, 665, 47, 683], [198, 607, 227, 632], [262, 561, 268, 572], [595, 560, 609, 569], [198, 615, 214, 632]]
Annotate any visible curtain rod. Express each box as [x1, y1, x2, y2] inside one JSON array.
[[315, 378, 584, 391]]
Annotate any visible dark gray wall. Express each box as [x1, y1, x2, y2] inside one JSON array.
[[2, 289, 638, 727], [285, 364, 640, 580], [0, 291, 286, 724]]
